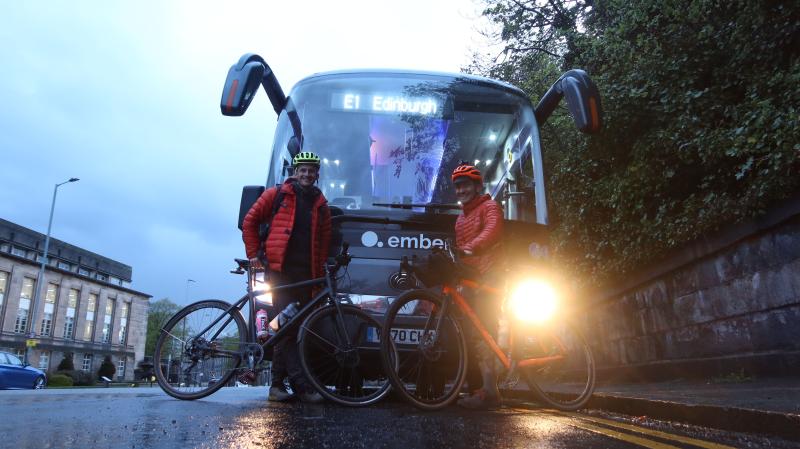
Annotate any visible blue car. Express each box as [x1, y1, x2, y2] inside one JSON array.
[[0, 351, 47, 389]]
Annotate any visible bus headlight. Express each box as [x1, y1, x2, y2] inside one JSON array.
[[508, 279, 558, 323], [251, 272, 273, 306]]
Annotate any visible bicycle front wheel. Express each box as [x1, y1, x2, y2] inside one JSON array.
[[517, 320, 595, 411], [299, 304, 392, 406], [380, 289, 468, 410], [154, 300, 247, 400]]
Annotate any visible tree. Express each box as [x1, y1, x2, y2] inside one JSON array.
[[98, 355, 116, 380], [56, 352, 75, 371], [145, 298, 181, 356], [474, 0, 800, 285]]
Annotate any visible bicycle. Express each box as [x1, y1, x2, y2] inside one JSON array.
[[153, 243, 393, 406], [379, 245, 595, 411]]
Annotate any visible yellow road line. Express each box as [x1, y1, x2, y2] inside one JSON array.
[[549, 410, 737, 449], [533, 411, 682, 449]]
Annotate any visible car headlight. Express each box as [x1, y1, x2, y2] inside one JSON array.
[[251, 271, 273, 305], [508, 279, 558, 323]]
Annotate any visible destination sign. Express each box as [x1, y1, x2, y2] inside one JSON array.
[[331, 92, 439, 116]]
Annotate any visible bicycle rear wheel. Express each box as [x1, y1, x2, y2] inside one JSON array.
[[154, 300, 247, 400], [299, 304, 392, 406], [380, 289, 468, 410], [517, 320, 595, 411]]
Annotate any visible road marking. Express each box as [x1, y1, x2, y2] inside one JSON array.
[[549, 411, 737, 449], [532, 411, 681, 449]]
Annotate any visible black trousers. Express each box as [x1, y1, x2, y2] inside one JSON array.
[[269, 264, 313, 393]]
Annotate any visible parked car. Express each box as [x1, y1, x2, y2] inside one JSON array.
[[0, 351, 47, 389]]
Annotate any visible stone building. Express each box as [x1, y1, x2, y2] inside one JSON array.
[[0, 218, 150, 381]]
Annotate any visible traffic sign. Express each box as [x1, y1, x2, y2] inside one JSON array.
[[26, 339, 37, 348]]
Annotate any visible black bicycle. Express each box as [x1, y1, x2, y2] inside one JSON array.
[[153, 243, 393, 406]]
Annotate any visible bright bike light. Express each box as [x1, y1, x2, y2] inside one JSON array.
[[251, 272, 273, 306], [508, 279, 558, 323]]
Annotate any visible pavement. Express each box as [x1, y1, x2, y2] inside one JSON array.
[[502, 376, 800, 440]]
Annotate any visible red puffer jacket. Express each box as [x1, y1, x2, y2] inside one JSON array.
[[455, 194, 504, 275], [242, 179, 332, 278]]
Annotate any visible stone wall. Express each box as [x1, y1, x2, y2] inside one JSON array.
[[582, 200, 800, 380]]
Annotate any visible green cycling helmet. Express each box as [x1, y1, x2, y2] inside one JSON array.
[[292, 151, 321, 167]]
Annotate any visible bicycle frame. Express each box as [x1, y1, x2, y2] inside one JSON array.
[[188, 263, 354, 364], [441, 278, 566, 372]]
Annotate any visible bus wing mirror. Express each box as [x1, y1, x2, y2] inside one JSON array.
[[221, 61, 265, 116], [238, 185, 265, 230], [221, 53, 288, 117], [535, 69, 603, 134]]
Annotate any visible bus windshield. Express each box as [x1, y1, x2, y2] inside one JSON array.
[[267, 72, 539, 216]]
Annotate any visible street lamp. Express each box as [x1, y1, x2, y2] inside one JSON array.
[[26, 177, 79, 364], [185, 279, 196, 303]]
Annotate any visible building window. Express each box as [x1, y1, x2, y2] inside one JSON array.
[[102, 299, 115, 343], [82, 353, 93, 372], [57, 261, 71, 271], [11, 247, 26, 258], [0, 243, 8, 252], [117, 358, 126, 380], [14, 348, 25, 359], [96, 273, 107, 282], [0, 271, 8, 307], [38, 351, 50, 370], [63, 289, 79, 339], [40, 283, 58, 336], [14, 277, 35, 333], [118, 302, 130, 344], [78, 267, 90, 276], [83, 293, 97, 341], [108, 276, 120, 286]]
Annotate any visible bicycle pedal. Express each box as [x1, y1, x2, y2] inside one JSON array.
[[237, 369, 257, 385]]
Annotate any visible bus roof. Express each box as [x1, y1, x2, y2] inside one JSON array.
[[293, 69, 528, 98]]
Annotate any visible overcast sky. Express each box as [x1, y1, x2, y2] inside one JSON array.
[[0, 1, 495, 305]]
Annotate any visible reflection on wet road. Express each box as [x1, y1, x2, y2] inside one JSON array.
[[0, 387, 790, 448]]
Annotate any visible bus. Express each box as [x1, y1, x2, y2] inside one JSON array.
[[223, 52, 602, 377]]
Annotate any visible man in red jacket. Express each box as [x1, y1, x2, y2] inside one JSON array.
[[242, 151, 332, 403], [451, 163, 505, 410]]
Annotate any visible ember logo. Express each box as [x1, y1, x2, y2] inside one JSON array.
[[360, 231, 445, 249]]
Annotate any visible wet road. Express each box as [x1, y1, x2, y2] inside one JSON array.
[[0, 387, 794, 448]]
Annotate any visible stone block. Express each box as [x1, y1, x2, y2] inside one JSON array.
[[671, 266, 699, 297], [748, 306, 800, 352], [663, 325, 700, 359], [701, 317, 754, 355], [619, 335, 657, 364], [760, 263, 800, 310], [676, 291, 716, 326]]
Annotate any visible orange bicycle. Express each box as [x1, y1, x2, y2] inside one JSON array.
[[379, 246, 595, 411]]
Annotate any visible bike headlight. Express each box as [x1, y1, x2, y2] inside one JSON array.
[[251, 272, 273, 306], [508, 279, 558, 323]]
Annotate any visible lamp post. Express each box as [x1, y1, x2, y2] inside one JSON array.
[[26, 178, 79, 364], [185, 279, 196, 303]]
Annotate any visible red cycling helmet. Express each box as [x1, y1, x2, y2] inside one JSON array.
[[451, 164, 483, 183]]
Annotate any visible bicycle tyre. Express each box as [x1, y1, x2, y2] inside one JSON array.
[[518, 320, 595, 411], [154, 299, 247, 400], [299, 304, 392, 406], [380, 289, 468, 410]]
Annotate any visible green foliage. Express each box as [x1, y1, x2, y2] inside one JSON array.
[[145, 298, 181, 356], [475, 0, 800, 285], [58, 370, 94, 386], [56, 352, 75, 371], [98, 355, 116, 379], [47, 373, 74, 387]]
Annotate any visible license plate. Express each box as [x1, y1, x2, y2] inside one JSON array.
[[367, 327, 430, 345]]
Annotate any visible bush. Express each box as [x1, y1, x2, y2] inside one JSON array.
[[56, 352, 75, 371], [98, 355, 116, 380], [58, 370, 95, 386], [47, 374, 74, 387]]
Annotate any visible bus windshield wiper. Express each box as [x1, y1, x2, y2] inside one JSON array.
[[372, 203, 461, 210]]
